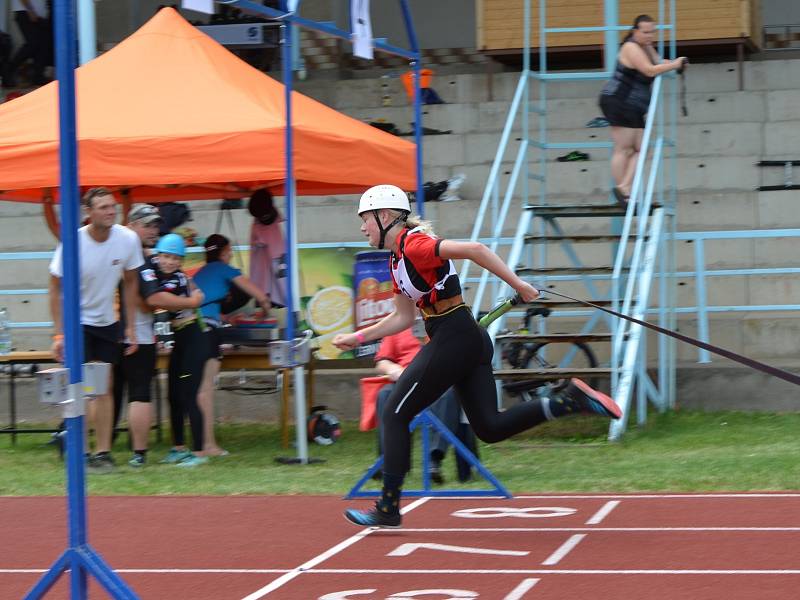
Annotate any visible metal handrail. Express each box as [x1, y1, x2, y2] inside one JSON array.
[[460, 72, 529, 309]]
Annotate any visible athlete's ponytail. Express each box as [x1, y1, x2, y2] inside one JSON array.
[[405, 213, 435, 236]]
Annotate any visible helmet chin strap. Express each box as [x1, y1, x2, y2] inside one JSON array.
[[372, 209, 408, 250]]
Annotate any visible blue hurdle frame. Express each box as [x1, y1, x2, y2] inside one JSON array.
[[347, 409, 511, 499]]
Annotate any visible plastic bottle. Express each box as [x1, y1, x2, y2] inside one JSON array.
[[0, 307, 11, 355]]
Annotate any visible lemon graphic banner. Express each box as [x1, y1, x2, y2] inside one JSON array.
[[183, 246, 367, 360]]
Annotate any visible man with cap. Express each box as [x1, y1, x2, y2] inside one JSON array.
[[117, 203, 204, 467]]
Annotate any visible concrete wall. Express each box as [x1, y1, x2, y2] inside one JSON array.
[[762, 0, 800, 26]]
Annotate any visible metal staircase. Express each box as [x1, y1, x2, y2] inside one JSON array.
[[461, 0, 678, 440]]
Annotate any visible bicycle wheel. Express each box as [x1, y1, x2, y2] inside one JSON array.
[[520, 341, 599, 396]]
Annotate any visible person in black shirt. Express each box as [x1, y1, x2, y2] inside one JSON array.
[[599, 15, 686, 204], [153, 233, 209, 468], [115, 205, 204, 468]]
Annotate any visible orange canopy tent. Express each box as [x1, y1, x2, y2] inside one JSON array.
[[0, 7, 415, 204]]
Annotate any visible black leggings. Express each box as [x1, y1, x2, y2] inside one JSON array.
[[167, 323, 207, 452], [381, 306, 547, 476]]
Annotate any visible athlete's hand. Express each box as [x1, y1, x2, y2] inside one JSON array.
[[124, 327, 138, 356], [52, 337, 64, 363], [515, 281, 540, 303], [386, 365, 404, 382], [332, 332, 360, 351]]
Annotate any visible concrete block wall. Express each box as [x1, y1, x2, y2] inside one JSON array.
[[2, 59, 800, 364]]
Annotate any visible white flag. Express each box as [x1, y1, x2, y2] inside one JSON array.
[[181, 0, 214, 15], [351, 0, 373, 60]]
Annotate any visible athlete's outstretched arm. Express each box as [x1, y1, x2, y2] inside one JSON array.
[[438, 240, 540, 302], [333, 293, 416, 351]]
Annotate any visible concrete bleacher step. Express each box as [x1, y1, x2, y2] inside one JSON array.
[[524, 203, 649, 217], [524, 234, 646, 243], [496, 332, 613, 344], [514, 298, 614, 308], [517, 266, 623, 276], [494, 367, 613, 381]]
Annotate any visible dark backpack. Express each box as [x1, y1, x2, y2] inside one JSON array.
[[156, 202, 191, 236]]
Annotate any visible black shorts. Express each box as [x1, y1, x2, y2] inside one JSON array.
[[203, 323, 223, 361], [83, 323, 122, 365], [120, 343, 157, 402], [599, 94, 646, 129]]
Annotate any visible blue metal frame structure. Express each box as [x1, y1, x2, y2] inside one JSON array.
[[24, 1, 139, 599], [460, 0, 678, 440]]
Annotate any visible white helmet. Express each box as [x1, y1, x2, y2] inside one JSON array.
[[358, 184, 411, 215]]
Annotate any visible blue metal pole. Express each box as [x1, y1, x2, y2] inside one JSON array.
[[604, 0, 618, 73], [398, 0, 424, 213], [52, 0, 89, 562], [27, 0, 91, 597], [77, 0, 96, 65], [280, 10, 310, 464], [281, 21, 296, 343], [412, 58, 423, 215]]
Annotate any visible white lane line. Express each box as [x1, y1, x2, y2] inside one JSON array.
[[514, 494, 800, 499], [239, 497, 431, 600], [503, 578, 539, 600], [6, 568, 800, 576], [0, 569, 288, 575], [387, 543, 529, 557], [400, 527, 800, 532], [585, 500, 620, 525], [541, 534, 586, 566], [310, 568, 800, 575]]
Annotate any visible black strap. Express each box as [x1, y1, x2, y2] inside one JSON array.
[[679, 70, 688, 117], [541, 289, 800, 388]]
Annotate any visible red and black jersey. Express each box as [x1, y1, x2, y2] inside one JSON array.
[[390, 227, 461, 309]]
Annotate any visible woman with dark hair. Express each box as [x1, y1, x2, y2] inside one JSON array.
[[248, 189, 287, 308], [193, 234, 272, 455], [599, 14, 687, 204]]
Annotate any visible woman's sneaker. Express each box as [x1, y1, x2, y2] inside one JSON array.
[[175, 453, 209, 468], [159, 448, 193, 464], [344, 504, 402, 528], [551, 378, 622, 419]]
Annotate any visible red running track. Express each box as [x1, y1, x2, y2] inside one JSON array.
[[3, 493, 800, 599]]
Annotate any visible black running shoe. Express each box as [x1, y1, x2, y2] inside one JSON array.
[[558, 377, 622, 419], [87, 453, 115, 474], [429, 460, 444, 485], [344, 504, 402, 528]]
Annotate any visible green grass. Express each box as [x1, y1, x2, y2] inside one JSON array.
[[2, 410, 800, 496]]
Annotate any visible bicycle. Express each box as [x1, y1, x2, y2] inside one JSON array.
[[479, 295, 599, 402]]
